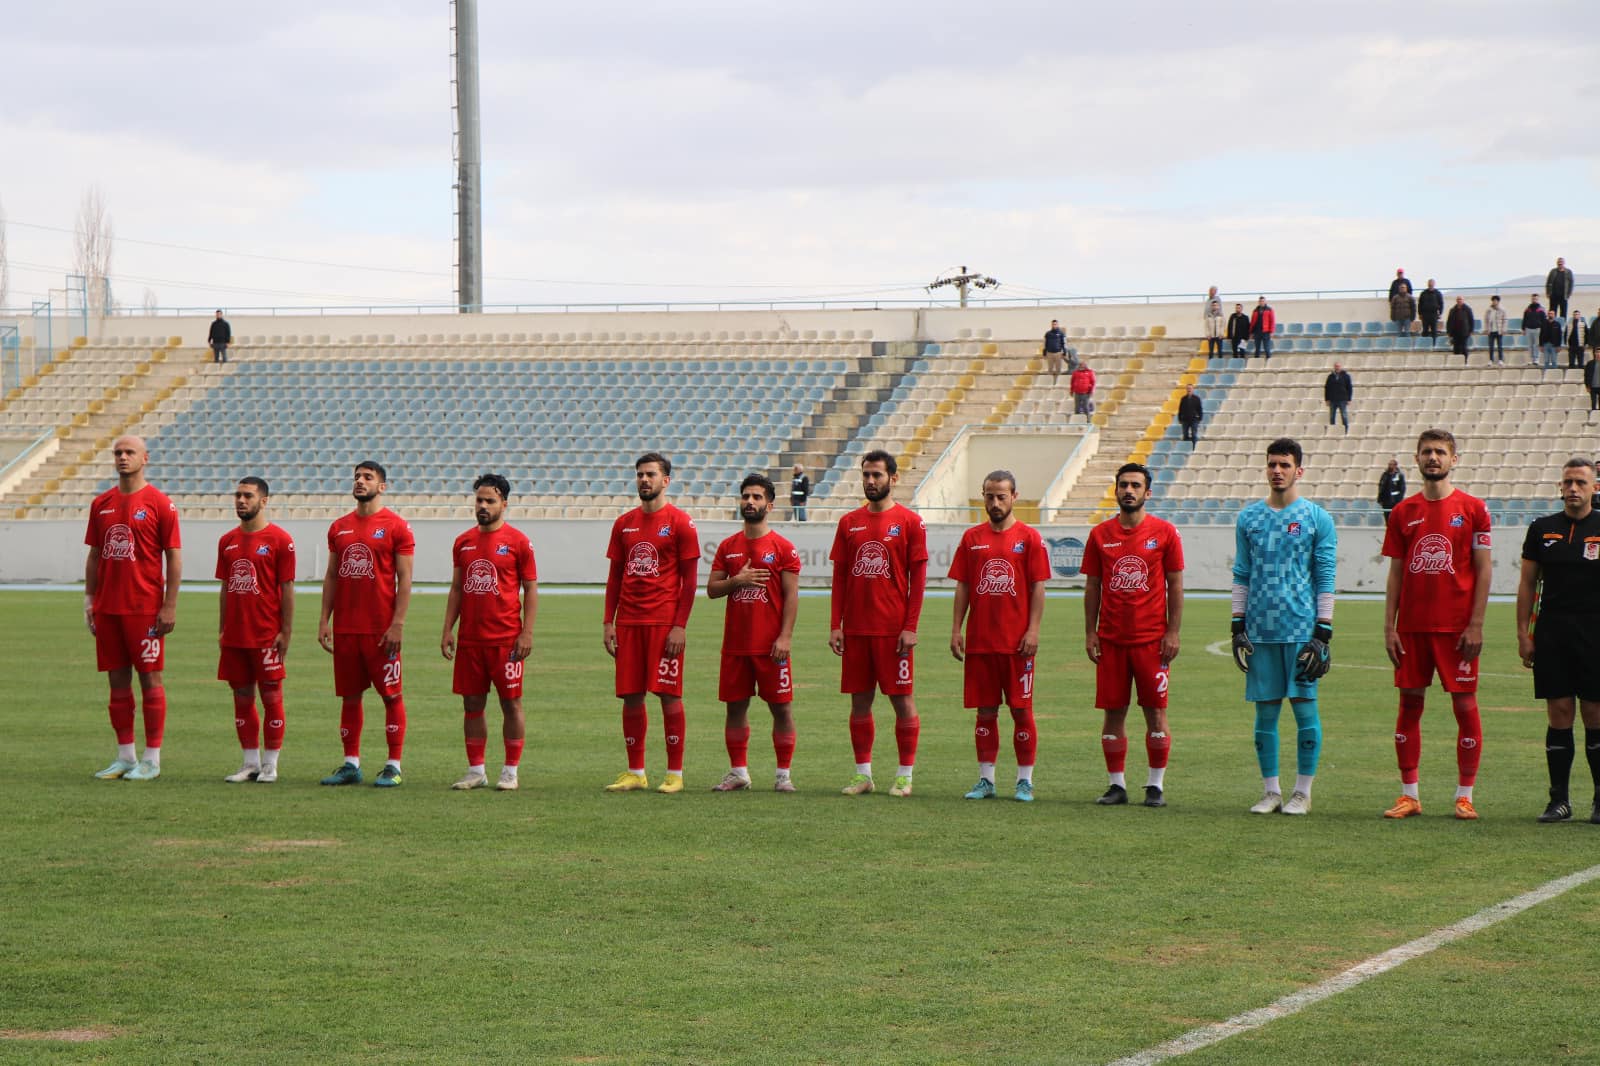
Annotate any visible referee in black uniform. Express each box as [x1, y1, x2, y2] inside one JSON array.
[[1517, 457, 1600, 824]]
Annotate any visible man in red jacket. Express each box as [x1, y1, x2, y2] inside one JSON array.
[[1250, 297, 1277, 360], [1070, 360, 1097, 420]]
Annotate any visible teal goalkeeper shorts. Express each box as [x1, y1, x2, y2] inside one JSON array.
[[1244, 642, 1319, 703]]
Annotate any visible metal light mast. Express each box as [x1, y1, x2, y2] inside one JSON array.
[[452, 0, 483, 312]]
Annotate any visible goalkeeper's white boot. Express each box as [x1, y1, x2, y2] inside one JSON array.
[[1283, 790, 1313, 816], [1249, 790, 1283, 814]]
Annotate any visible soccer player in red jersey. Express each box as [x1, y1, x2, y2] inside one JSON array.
[[1081, 462, 1185, 808], [602, 452, 700, 793], [85, 435, 182, 782], [1380, 429, 1492, 820], [216, 477, 295, 783], [708, 474, 802, 792], [441, 474, 538, 792], [830, 449, 929, 797], [949, 470, 1050, 802], [316, 461, 415, 788]]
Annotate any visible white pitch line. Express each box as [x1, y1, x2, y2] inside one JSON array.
[[1106, 862, 1600, 1066], [1201, 640, 1525, 680]]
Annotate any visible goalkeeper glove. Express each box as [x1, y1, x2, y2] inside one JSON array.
[[1294, 623, 1333, 682], [1230, 618, 1253, 674]]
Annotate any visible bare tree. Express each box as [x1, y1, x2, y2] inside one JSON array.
[[73, 186, 115, 317], [141, 288, 159, 315], [0, 197, 10, 310]]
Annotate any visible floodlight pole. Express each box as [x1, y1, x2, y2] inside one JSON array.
[[453, 0, 483, 313]]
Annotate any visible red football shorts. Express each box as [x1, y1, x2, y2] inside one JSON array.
[[1095, 638, 1169, 710], [1393, 631, 1479, 693], [719, 650, 794, 704], [452, 643, 525, 699], [333, 633, 403, 698], [615, 624, 684, 698], [94, 612, 164, 673], [840, 634, 914, 695], [963, 652, 1035, 710], [217, 645, 287, 687]]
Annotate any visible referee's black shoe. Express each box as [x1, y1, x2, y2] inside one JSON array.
[[1538, 797, 1573, 823]]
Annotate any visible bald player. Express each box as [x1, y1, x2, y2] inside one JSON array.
[[85, 435, 183, 781]]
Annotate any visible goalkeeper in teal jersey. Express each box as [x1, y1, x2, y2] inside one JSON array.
[[1231, 438, 1337, 816]]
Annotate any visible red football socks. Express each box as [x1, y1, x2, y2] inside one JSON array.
[[1451, 692, 1482, 786], [233, 692, 260, 749], [340, 697, 363, 759], [1146, 730, 1171, 770], [1101, 734, 1128, 773], [142, 686, 167, 749], [504, 738, 524, 767], [662, 699, 686, 773], [849, 714, 875, 764], [894, 715, 920, 767], [260, 684, 285, 751], [622, 699, 648, 772], [108, 687, 136, 745], [772, 728, 796, 770], [724, 724, 750, 768], [1396, 692, 1425, 784], [382, 697, 407, 760], [1012, 708, 1038, 767], [974, 713, 1001, 763]]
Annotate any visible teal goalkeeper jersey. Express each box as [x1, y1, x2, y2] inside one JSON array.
[[1232, 497, 1337, 645]]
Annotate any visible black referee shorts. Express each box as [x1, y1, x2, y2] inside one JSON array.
[[1533, 618, 1600, 701]]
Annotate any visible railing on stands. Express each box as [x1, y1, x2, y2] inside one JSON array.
[[1, 283, 1574, 319], [0, 430, 54, 484]]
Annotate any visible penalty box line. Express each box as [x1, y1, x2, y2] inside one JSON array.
[[1106, 862, 1600, 1066]]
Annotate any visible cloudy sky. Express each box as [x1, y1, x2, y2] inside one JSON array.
[[1, 0, 1592, 314]]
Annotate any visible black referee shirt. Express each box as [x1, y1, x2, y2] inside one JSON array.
[[1521, 509, 1600, 615]]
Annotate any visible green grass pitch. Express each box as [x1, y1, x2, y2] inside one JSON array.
[[1, 587, 1597, 1065]]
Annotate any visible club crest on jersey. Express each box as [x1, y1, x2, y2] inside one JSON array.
[[887, 524, 902, 538], [103, 523, 135, 561], [256, 544, 270, 556], [338, 542, 376, 579], [975, 558, 1017, 595], [463, 558, 501, 595], [372, 528, 386, 539], [1449, 514, 1464, 527], [658, 524, 672, 538], [852, 541, 891, 578], [1108, 554, 1151, 592], [1144, 538, 1158, 550], [495, 543, 511, 555], [133, 508, 149, 521], [1409, 533, 1455, 575], [762, 551, 777, 564], [1011, 541, 1026, 554], [1586, 542, 1599, 561], [627, 541, 661, 577], [1286, 521, 1302, 536], [228, 559, 261, 595]]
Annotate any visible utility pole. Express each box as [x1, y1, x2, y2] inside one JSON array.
[[926, 265, 1000, 308], [452, 0, 483, 313]]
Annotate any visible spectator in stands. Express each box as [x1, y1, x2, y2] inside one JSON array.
[[1591, 308, 1600, 361], [1586, 350, 1600, 418], [208, 310, 232, 364], [1484, 295, 1507, 365], [1540, 310, 1564, 371], [1070, 359, 1097, 421], [1547, 257, 1575, 319], [1324, 363, 1353, 434], [1227, 302, 1251, 357], [1378, 458, 1406, 521], [1204, 299, 1224, 359], [1043, 319, 1068, 382], [1249, 297, 1276, 360], [1390, 287, 1417, 341], [1523, 296, 1548, 367], [1177, 384, 1203, 449], [1204, 285, 1220, 315], [789, 464, 811, 522], [1389, 269, 1413, 299], [1065, 344, 1080, 373], [1446, 295, 1476, 362], [1567, 311, 1588, 369], [1417, 280, 1444, 345]]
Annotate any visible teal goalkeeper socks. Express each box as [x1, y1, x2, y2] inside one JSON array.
[[1253, 701, 1282, 778], [1292, 698, 1322, 776]]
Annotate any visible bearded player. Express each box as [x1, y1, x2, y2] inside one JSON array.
[[707, 474, 802, 792], [602, 452, 700, 794], [316, 461, 415, 788], [949, 470, 1050, 802], [830, 449, 928, 797], [216, 477, 295, 783], [441, 474, 538, 792], [1380, 429, 1491, 820], [1082, 463, 1184, 807], [85, 435, 182, 781]]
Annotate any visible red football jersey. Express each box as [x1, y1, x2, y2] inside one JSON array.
[[713, 529, 802, 655], [829, 503, 930, 637], [453, 523, 538, 644], [947, 521, 1051, 654], [1082, 514, 1185, 644], [326, 508, 415, 635], [85, 484, 181, 615], [1382, 489, 1492, 632], [216, 523, 297, 647], [606, 503, 699, 626]]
